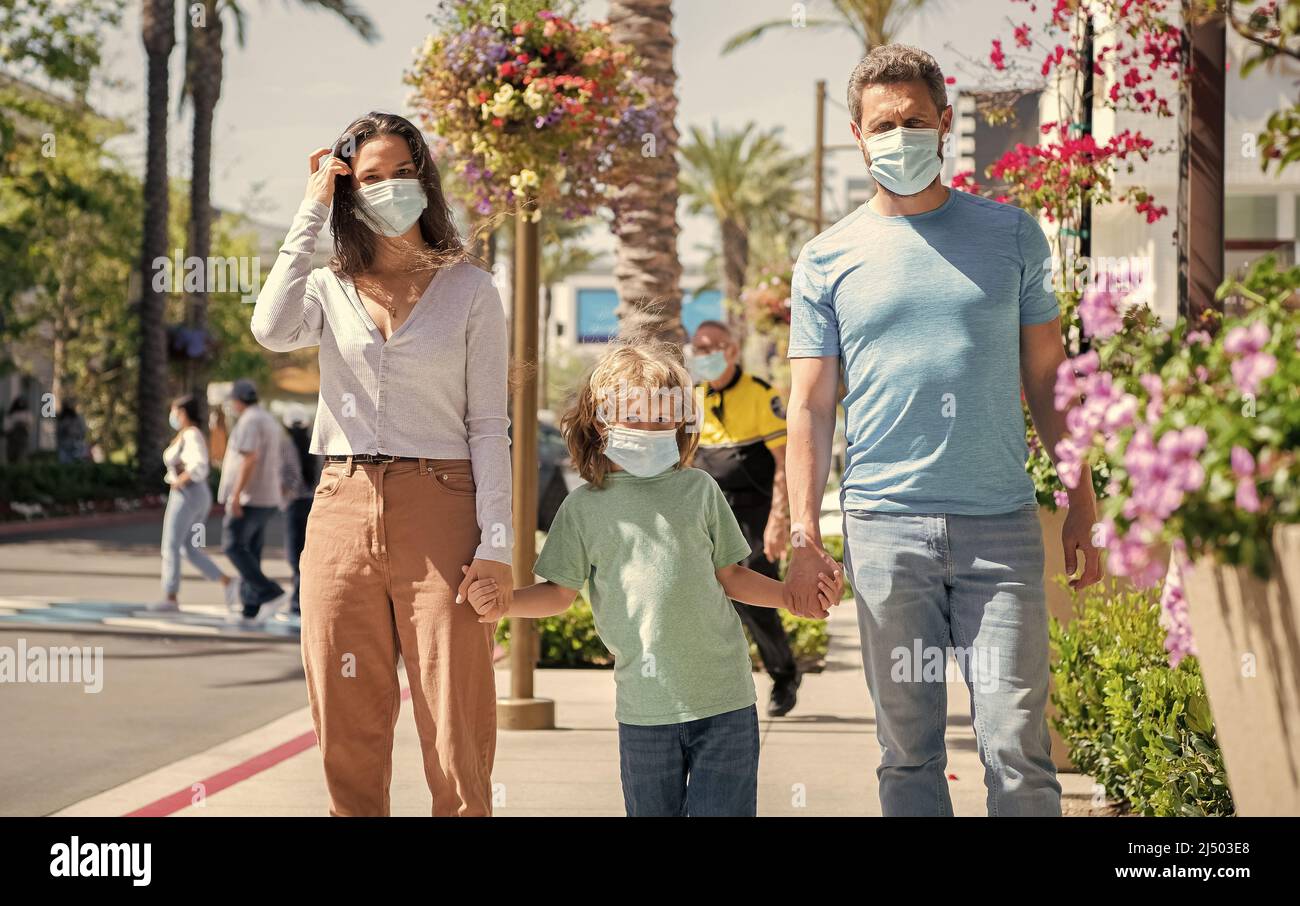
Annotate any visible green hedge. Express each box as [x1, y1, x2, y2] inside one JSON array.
[[1050, 580, 1234, 816], [494, 531, 849, 669], [0, 460, 158, 516], [496, 594, 832, 670]]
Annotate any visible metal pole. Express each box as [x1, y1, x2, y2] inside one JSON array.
[[498, 204, 555, 731], [814, 79, 826, 235], [1177, 6, 1226, 322], [1079, 14, 1094, 266]]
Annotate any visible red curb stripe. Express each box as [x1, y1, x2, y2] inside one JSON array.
[[124, 687, 413, 817]]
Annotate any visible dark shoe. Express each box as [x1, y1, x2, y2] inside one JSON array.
[[767, 672, 802, 717]]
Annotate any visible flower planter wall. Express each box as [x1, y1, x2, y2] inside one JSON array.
[[1038, 505, 1160, 773], [1183, 524, 1300, 816]]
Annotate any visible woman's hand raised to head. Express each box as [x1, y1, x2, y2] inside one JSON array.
[[456, 557, 514, 622], [306, 147, 350, 207]]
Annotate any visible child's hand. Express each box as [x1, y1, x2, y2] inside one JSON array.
[[461, 565, 508, 623], [817, 566, 844, 611]]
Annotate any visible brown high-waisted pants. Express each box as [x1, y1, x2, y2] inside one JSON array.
[[300, 457, 496, 816]]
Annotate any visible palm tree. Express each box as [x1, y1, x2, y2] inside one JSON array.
[[722, 0, 933, 55], [180, 0, 377, 426], [607, 0, 684, 344], [679, 123, 805, 318], [137, 0, 175, 480]]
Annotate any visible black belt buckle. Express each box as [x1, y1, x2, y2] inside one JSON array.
[[369, 453, 399, 464]]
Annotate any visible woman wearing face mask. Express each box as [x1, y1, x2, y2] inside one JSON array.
[[150, 395, 238, 612], [250, 112, 512, 817]]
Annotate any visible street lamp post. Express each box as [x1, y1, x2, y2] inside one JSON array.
[[497, 205, 555, 731]]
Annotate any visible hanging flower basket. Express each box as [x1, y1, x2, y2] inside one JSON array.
[[405, 2, 656, 222]]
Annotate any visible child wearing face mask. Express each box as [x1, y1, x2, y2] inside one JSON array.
[[462, 342, 842, 816]]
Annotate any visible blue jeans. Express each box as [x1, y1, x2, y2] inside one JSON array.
[[284, 496, 312, 612], [222, 504, 284, 617], [842, 504, 1060, 816], [618, 705, 760, 816], [161, 482, 224, 596]]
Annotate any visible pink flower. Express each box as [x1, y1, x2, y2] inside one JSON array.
[[1159, 543, 1197, 667], [1053, 489, 1070, 508], [1079, 283, 1124, 338], [1185, 330, 1211, 347], [1106, 516, 1167, 588], [1236, 480, 1261, 513], [1139, 373, 1163, 422], [1230, 445, 1255, 479], [1224, 321, 1269, 356], [1230, 352, 1277, 396]]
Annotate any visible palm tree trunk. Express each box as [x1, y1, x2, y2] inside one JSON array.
[[137, 0, 176, 483], [186, 0, 223, 430], [608, 0, 684, 345], [720, 218, 749, 331]]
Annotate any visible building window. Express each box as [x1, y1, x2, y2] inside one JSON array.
[[682, 289, 724, 335], [576, 288, 620, 343], [1225, 194, 1279, 241], [575, 287, 726, 343]]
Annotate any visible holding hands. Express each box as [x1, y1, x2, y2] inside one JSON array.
[[784, 542, 846, 619], [457, 558, 513, 623]]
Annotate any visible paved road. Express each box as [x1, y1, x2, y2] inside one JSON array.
[[0, 512, 307, 816]]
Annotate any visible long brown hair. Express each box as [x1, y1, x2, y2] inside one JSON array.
[[328, 111, 465, 277]]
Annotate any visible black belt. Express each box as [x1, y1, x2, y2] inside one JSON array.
[[325, 454, 420, 464]]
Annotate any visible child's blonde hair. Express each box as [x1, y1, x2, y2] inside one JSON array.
[[561, 340, 700, 488]]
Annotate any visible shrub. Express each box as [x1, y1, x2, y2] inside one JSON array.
[[0, 460, 159, 520], [495, 596, 611, 668], [1050, 579, 1234, 816]]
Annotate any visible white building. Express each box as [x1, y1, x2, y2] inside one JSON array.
[[1076, 25, 1299, 323]]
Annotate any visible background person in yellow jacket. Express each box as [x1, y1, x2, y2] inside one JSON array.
[[688, 321, 801, 716]]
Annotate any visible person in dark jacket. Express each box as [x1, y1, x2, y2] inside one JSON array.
[[688, 321, 801, 716]]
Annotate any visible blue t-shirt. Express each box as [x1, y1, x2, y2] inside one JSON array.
[[788, 189, 1059, 515]]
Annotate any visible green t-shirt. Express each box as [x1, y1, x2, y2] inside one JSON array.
[[533, 466, 757, 726]]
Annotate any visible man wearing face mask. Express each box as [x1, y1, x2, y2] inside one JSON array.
[[688, 321, 800, 717], [783, 45, 1103, 817]]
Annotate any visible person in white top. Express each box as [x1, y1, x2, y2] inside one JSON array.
[[250, 112, 513, 816], [149, 395, 237, 612]]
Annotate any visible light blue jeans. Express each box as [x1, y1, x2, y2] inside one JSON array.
[[161, 481, 224, 596], [842, 504, 1061, 816]]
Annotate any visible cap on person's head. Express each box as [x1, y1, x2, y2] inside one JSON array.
[[228, 379, 258, 404]]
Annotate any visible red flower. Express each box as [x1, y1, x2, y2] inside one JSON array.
[[990, 38, 1006, 71]]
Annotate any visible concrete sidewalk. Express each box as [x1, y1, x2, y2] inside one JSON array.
[[54, 602, 1095, 817]]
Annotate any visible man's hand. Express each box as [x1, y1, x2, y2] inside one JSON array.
[[456, 558, 513, 621], [228, 498, 243, 519], [785, 541, 839, 619], [1062, 496, 1103, 590], [762, 513, 790, 563]]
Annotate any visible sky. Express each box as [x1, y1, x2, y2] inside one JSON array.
[[87, 0, 1019, 266]]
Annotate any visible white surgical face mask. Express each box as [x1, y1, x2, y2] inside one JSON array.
[[356, 178, 427, 237], [688, 351, 727, 382], [865, 126, 942, 197], [604, 425, 680, 478], [168, 412, 182, 431]]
